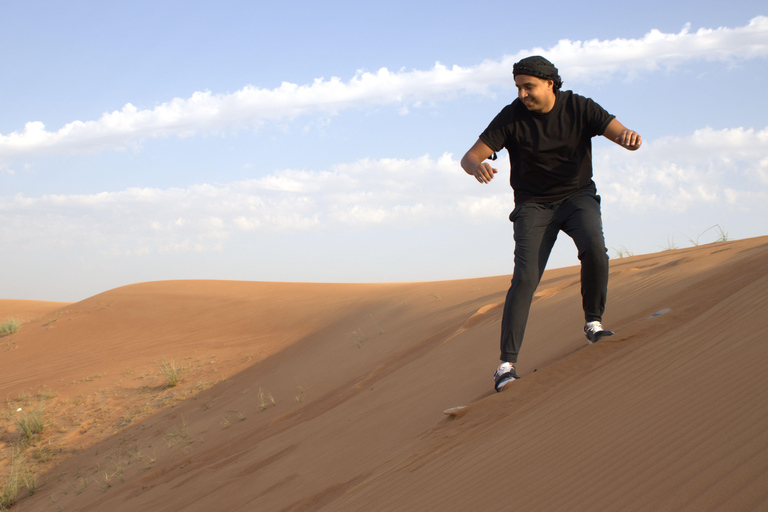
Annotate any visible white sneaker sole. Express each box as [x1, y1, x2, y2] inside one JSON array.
[[495, 377, 516, 392]]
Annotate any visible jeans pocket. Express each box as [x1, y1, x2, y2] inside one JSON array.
[[509, 205, 524, 223]]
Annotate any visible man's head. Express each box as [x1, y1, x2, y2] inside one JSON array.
[[513, 56, 562, 113], [513, 56, 562, 90]]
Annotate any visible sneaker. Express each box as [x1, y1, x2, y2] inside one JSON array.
[[493, 362, 518, 392], [584, 321, 614, 344]]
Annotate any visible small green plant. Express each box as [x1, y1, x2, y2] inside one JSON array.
[[36, 389, 57, 401], [351, 329, 368, 348], [660, 235, 678, 251], [1, 467, 21, 510], [135, 445, 157, 470], [93, 462, 123, 492], [294, 386, 308, 404], [220, 411, 246, 428], [686, 224, 729, 246], [159, 358, 181, 388], [71, 475, 89, 495], [21, 468, 38, 498], [0, 458, 36, 509], [16, 408, 45, 440], [0, 318, 21, 337], [369, 313, 385, 335], [257, 388, 276, 411], [29, 444, 53, 464], [713, 224, 729, 242], [165, 418, 189, 447], [613, 246, 634, 258]]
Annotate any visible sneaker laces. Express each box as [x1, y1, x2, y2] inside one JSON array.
[[494, 362, 514, 378], [585, 321, 604, 335]]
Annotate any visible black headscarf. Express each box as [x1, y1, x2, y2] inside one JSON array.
[[513, 56, 563, 89]]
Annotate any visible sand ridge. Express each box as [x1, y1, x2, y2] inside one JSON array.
[[2, 237, 768, 510]]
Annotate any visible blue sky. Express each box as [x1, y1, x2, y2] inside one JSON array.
[[2, 1, 767, 301]]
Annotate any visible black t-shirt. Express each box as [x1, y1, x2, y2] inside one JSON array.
[[479, 90, 615, 204]]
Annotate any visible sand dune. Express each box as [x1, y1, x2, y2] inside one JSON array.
[[3, 236, 768, 511], [0, 300, 70, 323]]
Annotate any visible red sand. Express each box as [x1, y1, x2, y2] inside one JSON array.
[[2, 236, 768, 511]]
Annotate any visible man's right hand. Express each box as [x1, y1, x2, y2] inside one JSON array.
[[471, 162, 498, 183], [461, 139, 498, 184]]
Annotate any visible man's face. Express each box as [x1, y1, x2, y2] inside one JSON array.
[[514, 74, 555, 113]]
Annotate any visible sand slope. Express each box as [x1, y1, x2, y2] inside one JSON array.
[[4, 236, 768, 511], [0, 300, 70, 323]]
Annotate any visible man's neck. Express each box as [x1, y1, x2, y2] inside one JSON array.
[[539, 91, 557, 114]]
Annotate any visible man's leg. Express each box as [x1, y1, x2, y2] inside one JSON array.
[[558, 194, 609, 323], [499, 203, 560, 363]]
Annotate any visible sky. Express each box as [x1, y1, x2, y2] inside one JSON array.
[[2, 1, 767, 302]]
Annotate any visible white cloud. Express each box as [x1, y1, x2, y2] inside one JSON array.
[[1, 18, 766, 161], [545, 16, 768, 81], [597, 125, 768, 211], [0, 153, 505, 255], [2, 124, 766, 258]]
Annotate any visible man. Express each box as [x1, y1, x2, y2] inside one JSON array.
[[460, 56, 641, 392]]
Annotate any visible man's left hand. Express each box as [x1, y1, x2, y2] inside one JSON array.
[[615, 129, 642, 150]]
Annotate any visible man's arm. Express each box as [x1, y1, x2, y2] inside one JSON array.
[[461, 139, 498, 183], [603, 119, 642, 151]]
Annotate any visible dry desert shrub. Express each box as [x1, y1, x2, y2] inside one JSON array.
[[1, 439, 40, 510], [257, 388, 276, 411], [15, 408, 45, 441], [0, 318, 20, 337], [159, 358, 181, 388], [686, 224, 729, 246], [0, 463, 22, 511]]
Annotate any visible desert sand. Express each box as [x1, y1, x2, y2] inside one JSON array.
[[2, 236, 768, 511]]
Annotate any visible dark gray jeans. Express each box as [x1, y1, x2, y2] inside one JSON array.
[[500, 189, 609, 363]]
